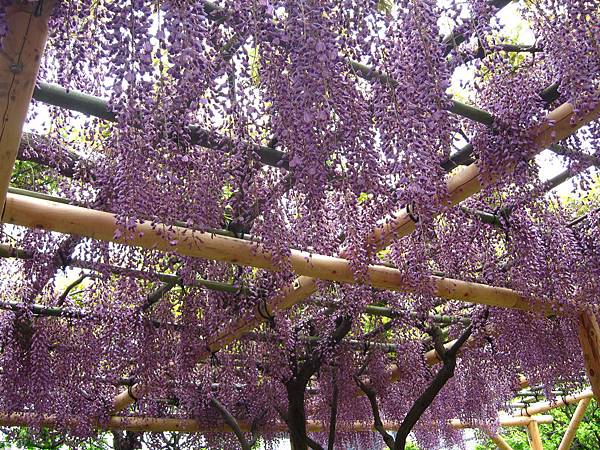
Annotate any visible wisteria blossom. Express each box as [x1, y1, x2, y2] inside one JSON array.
[[0, 0, 598, 449]]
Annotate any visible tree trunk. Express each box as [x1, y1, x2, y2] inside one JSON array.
[[287, 380, 309, 450], [112, 431, 142, 450]]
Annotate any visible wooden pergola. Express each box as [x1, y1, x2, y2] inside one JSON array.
[[0, 0, 599, 447]]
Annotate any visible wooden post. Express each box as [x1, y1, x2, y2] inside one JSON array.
[[526, 421, 543, 450], [557, 398, 590, 450], [577, 309, 600, 399], [0, 1, 54, 207], [487, 433, 514, 450]]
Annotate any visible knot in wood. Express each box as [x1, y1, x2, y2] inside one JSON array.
[[9, 63, 24, 74]]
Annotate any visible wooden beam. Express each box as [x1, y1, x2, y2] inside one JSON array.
[[557, 398, 591, 450], [0, 412, 551, 434], [0, 412, 400, 433], [526, 420, 543, 450], [1, 193, 545, 311], [450, 415, 553, 429], [368, 101, 600, 247], [0, 1, 54, 207], [516, 389, 594, 416], [577, 309, 600, 399]]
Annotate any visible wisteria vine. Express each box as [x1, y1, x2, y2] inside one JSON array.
[[0, 0, 599, 449]]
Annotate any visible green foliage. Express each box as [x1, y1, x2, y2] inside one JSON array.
[[10, 160, 57, 192], [405, 441, 420, 450], [376, 0, 395, 16], [475, 399, 600, 450], [247, 45, 261, 86], [561, 173, 600, 217], [0, 428, 111, 450]]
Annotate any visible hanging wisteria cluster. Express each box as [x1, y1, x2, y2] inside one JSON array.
[[0, 0, 599, 448]]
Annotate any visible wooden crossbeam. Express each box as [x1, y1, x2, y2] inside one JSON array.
[[0, 412, 550, 435], [0, 413, 399, 433], [0, 193, 544, 313], [0, 1, 55, 207], [515, 389, 594, 416], [450, 415, 553, 429]]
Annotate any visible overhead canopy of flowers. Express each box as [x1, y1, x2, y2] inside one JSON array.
[[0, 0, 598, 448]]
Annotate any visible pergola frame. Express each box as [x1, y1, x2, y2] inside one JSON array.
[[0, 0, 599, 447]]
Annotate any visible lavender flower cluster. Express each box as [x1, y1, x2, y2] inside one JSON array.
[[0, 0, 598, 448]]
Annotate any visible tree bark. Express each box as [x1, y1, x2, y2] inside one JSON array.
[[393, 326, 473, 450], [286, 379, 310, 450], [112, 431, 141, 450], [284, 316, 352, 450]]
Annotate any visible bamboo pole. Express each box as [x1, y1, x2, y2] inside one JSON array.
[[32, 82, 287, 168], [526, 420, 543, 450], [369, 101, 600, 247], [557, 398, 590, 450], [487, 433, 514, 450], [1, 193, 546, 313], [0, 412, 400, 433], [577, 309, 600, 399], [449, 415, 553, 429], [516, 390, 594, 416], [0, 1, 54, 207], [0, 412, 552, 435]]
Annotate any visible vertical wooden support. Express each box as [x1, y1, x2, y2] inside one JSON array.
[[558, 398, 591, 450], [577, 309, 600, 399], [487, 432, 514, 450], [0, 1, 54, 208], [526, 421, 543, 450]]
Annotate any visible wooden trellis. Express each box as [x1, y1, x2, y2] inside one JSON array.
[[0, 0, 599, 446]]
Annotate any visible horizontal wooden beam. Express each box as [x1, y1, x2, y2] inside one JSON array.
[[0, 412, 550, 435], [1, 193, 542, 313], [368, 101, 600, 247], [515, 389, 594, 416], [450, 414, 553, 429], [0, 412, 398, 434]]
